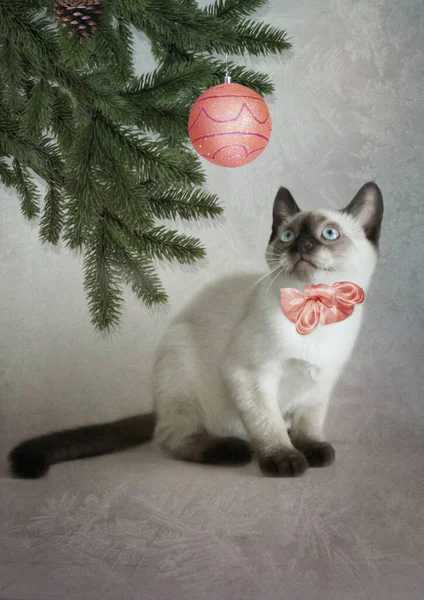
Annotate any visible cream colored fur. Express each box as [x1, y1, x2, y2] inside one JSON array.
[[152, 203, 379, 460]]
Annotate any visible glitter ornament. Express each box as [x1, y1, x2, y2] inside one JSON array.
[[188, 82, 272, 168]]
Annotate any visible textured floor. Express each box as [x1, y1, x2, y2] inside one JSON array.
[[1, 420, 424, 600], [1, 0, 423, 598]]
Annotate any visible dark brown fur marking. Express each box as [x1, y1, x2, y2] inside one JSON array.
[[173, 432, 252, 465], [291, 438, 336, 468], [258, 447, 308, 477], [10, 413, 156, 479], [342, 182, 384, 246], [271, 211, 328, 251], [270, 187, 301, 243]]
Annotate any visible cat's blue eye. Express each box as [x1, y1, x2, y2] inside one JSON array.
[[280, 230, 295, 243], [322, 227, 340, 241]]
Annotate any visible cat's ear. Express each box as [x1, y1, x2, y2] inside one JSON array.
[[270, 187, 301, 242], [342, 182, 384, 245]]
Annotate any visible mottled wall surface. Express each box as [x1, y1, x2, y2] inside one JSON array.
[[0, 2, 423, 598], [2, 0, 422, 456]]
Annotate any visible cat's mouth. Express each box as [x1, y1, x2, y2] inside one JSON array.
[[294, 257, 317, 270], [291, 257, 319, 279]]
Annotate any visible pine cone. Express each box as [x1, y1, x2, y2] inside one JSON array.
[[54, 0, 104, 43]]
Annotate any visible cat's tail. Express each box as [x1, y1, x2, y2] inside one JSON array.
[[9, 413, 156, 479]]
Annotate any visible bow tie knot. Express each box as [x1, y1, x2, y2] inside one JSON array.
[[280, 282, 365, 335]]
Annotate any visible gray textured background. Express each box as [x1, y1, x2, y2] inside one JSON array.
[[1, 1, 423, 599]]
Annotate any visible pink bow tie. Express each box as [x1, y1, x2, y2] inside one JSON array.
[[280, 282, 365, 335]]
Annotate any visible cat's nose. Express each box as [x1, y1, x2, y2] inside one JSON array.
[[292, 235, 313, 254], [300, 240, 313, 251]]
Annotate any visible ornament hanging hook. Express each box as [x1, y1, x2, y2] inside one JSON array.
[[224, 54, 232, 84]]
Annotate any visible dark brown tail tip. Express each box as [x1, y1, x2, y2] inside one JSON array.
[[9, 444, 50, 479]]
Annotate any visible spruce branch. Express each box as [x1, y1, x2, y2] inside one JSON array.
[[146, 187, 223, 221], [96, 162, 155, 231], [0, 157, 17, 187], [54, 1, 134, 83], [232, 19, 291, 56], [95, 118, 205, 186], [12, 159, 41, 220], [0, 36, 26, 111], [208, 58, 276, 95], [50, 88, 76, 148], [0, 0, 291, 330], [208, 0, 268, 22], [83, 216, 124, 332], [0, 4, 59, 67], [125, 0, 236, 52], [113, 248, 168, 308], [139, 226, 206, 264], [62, 116, 103, 250], [123, 62, 213, 104], [0, 112, 63, 185], [133, 103, 190, 146], [39, 184, 64, 245], [22, 78, 52, 138], [101, 212, 168, 307]]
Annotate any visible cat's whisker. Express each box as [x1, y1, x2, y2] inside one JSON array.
[[327, 265, 340, 274], [266, 260, 281, 267], [265, 254, 279, 260], [248, 263, 283, 290], [265, 254, 280, 260], [265, 266, 284, 295], [265, 257, 281, 265]]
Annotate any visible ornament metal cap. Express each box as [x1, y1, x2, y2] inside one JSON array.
[[224, 53, 231, 84]]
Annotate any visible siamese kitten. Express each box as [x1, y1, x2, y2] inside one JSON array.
[[10, 182, 383, 478]]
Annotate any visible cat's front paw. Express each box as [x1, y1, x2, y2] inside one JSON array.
[[295, 440, 335, 468], [258, 448, 308, 477]]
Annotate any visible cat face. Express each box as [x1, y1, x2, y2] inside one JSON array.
[[266, 183, 384, 282]]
